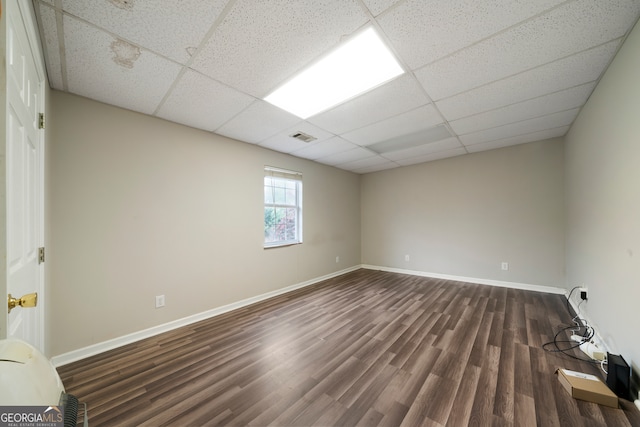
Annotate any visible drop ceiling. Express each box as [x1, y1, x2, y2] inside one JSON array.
[[33, 0, 640, 174]]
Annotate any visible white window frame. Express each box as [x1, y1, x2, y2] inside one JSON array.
[[264, 166, 303, 248]]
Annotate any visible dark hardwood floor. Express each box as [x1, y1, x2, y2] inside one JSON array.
[[57, 269, 640, 426]]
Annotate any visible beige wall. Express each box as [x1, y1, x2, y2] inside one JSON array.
[[361, 138, 565, 287], [47, 91, 361, 356], [565, 19, 640, 377]]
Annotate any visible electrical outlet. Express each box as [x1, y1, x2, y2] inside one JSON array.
[[405, 255, 410, 262], [155, 295, 165, 308], [501, 262, 509, 271], [579, 287, 588, 300]]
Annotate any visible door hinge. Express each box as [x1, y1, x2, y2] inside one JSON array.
[[38, 113, 45, 129], [38, 247, 45, 264]]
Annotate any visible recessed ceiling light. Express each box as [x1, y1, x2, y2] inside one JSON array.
[[264, 27, 404, 119]]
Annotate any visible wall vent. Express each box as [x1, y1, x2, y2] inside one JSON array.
[[289, 131, 317, 143]]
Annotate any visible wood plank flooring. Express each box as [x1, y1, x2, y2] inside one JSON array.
[[56, 269, 640, 426]]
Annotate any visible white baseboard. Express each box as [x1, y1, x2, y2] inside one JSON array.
[[361, 264, 566, 295], [52, 264, 568, 367], [51, 265, 361, 367], [362, 265, 611, 357]]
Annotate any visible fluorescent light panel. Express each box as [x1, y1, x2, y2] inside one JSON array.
[[265, 27, 404, 119]]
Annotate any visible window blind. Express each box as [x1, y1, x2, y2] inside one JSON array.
[[264, 166, 302, 181]]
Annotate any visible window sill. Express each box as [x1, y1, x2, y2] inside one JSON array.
[[263, 241, 302, 249]]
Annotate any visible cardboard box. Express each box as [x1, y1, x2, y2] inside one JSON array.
[[556, 368, 619, 408]]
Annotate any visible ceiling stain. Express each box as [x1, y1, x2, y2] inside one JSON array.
[[110, 39, 141, 68], [107, 0, 134, 11], [185, 46, 197, 57]]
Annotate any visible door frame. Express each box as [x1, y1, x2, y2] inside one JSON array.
[[4, 0, 47, 352]]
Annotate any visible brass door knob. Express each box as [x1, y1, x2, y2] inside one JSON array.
[[7, 292, 38, 313]]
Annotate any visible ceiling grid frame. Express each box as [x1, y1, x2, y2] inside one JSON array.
[[31, 0, 640, 173]]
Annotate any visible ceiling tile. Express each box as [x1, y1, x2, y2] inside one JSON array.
[[63, 15, 182, 115], [308, 74, 430, 135], [351, 161, 400, 174], [336, 155, 395, 172], [215, 100, 300, 144], [459, 109, 579, 146], [379, 0, 565, 69], [367, 125, 452, 153], [33, 0, 640, 173], [436, 39, 620, 121], [36, 3, 64, 90], [191, 0, 368, 98], [156, 69, 254, 131], [381, 137, 463, 161], [259, 122, 336, 153], [290, 136, 356, 160], [395, 147, 468, 166], [416, 0, 640, 100], [449, 82, 595, 135], [361, 0, 403, 17], [61, 0, 228, 64], [341, 104, 443, 146], [466, 127, 569, 153], [316, 146, 376, 166]]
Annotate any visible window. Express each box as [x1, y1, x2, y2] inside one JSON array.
[[264, 167, 302, 247]]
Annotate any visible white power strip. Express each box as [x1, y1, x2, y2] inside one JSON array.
[[571, 335, 607, 361]]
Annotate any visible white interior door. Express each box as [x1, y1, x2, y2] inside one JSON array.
[[6, 1, 45, 350]]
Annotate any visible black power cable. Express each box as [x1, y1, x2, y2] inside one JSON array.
[[542, 287, 603, 365]]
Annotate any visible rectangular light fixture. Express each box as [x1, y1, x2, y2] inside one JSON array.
[[264, 27, 404, 119]]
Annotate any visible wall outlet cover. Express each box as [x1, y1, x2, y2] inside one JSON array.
[[155, 295, 165, 308]]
